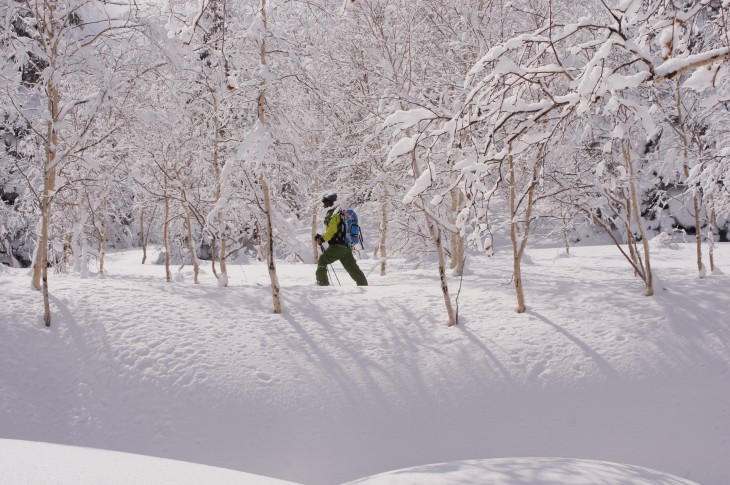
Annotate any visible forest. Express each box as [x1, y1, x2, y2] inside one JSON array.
[[2, 0, 729, 326]]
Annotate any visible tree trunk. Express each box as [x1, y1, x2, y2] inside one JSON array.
[[452, 190, 465, 276], [455, 233, 465, 275], [708, 207, 716, 274], [561, 208, 571, 255], [433, 225, 456, 326], [98, 198, 108, 278], [311, 177, 320, 262], [182, 200, 200, 284], [218, 237, 228, 287], [258, 0, 281, 314], [684, 164, 704, 276], [163, 175, 172, 283], [626, 226, 642, 277], [140, 208, 148, 264], [80, 244, 90, 279], [211, 88, 224, 282], [33, 73, 60, 327], [261, 177, 282, 314], [450, 189, 459, 269], [208, 236, 217, 279], [60, 232, 72, 272], [379, 183, 388, 277], [411, 151, 455, 326], [622, 141, 653, 296], [449, 189, 467, 271], [676, 80, 704, 277], [619, 188, 642, 276], [42, 258, 51, 327], [512, 247, 526, 313], [4, 239, 19, 268], [509, 155, 525, 313], [509, 152, 539, 314]]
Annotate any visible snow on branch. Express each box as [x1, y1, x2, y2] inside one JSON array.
[[387, 137, 416, 163], [383, 109, 438, 130], [459, 0, 729, 142], [654, 47, 730, 82], [402, 164, 433, 205]]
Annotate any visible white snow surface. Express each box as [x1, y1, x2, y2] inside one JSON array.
[[0, 439, 296, 485], [1, 244, 729, 485], [346, 457, 699, 485]]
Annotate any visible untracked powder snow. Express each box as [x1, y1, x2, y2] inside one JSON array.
[[1, 243, 729, 484]]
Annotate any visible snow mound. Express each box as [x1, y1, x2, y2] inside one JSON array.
[[345, 457, 699, 485], [649, 231, 681, 250], [0, 439, 298, 485]]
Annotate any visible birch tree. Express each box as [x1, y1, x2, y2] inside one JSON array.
[[2, 0, 136, 325]]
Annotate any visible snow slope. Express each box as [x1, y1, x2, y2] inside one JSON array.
[[0, 440, 699, 485], [0, 438, 296, 485], [1, 243, 729, 484]]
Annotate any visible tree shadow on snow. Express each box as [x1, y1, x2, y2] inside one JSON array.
[[526, 309, 620, 381]]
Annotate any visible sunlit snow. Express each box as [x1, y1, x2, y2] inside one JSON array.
[[1, 243, 728, 484]]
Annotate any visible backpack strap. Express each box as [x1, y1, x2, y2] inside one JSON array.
[[338, 210, 345, 242]]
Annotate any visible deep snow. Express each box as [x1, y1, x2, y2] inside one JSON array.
[[1, 242, 729, 484], [347, 457, 701, 484], [0, 440, 701, 485], [0, 439, 296, 484]]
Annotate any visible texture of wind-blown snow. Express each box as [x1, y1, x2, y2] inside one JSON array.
[[0, 243, 729, 484]]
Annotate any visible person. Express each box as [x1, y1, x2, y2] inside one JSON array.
[[315, 194, 368, 286]]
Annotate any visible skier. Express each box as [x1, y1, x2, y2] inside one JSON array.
[[315, 194, 368, 286]]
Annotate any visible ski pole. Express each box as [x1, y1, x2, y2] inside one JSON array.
[[330, 263, 341, 286], [320, 244, 341, 286]]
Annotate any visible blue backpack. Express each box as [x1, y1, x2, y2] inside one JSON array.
[[340, 209, 364, 249]]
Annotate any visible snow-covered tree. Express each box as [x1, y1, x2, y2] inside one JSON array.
[[2, 0, 137, 325]]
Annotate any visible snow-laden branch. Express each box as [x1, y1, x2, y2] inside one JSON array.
[[402, 164, 433, 205], [387, 137, 417, 163], [383, 109, 439, 130], [654, 47, 730, 82]]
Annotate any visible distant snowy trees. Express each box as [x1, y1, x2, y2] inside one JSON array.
[[1, 0, 729, 325], [387, 0, 730, 312]]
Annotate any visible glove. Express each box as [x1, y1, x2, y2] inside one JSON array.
[[314, 234, 324, 245]]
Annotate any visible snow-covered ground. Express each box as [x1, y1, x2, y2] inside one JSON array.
[[0, 439, 296, 484], [0, 440, 700, 485], [1, 243, 729, 484], [347, 457, 702, 485]]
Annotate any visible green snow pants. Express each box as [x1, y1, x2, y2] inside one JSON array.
[[316, 244, 368, 286]]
